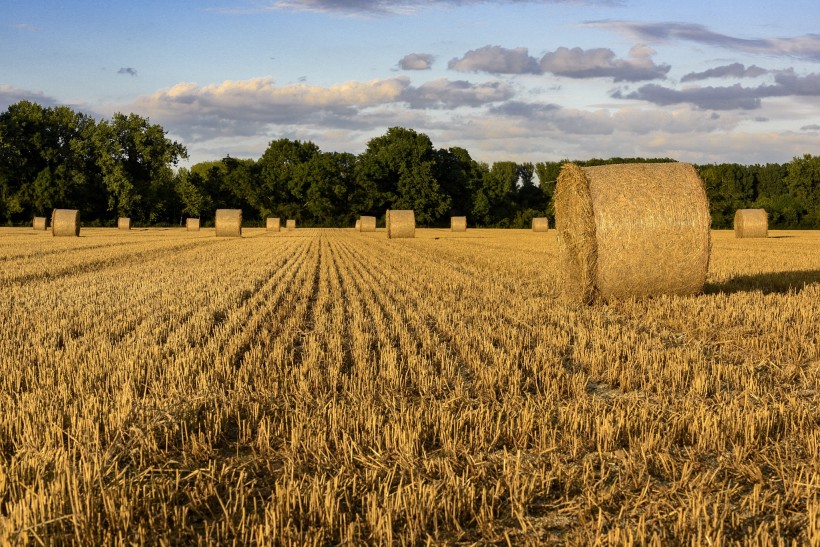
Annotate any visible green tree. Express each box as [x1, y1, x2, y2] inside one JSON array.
[[784, 154, 820, 227]]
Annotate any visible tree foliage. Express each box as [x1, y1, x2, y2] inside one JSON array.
[[1, 101, 818, 228]]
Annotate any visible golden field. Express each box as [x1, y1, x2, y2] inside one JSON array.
[[0, 227, 818, 545]]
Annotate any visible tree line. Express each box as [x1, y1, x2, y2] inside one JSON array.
[[1, 101, 818, 228]]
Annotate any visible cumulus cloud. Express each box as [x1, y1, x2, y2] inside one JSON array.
[[613, 70, 820, 110], [13, 23, 40, 32], [448, 44, 669, 81], [0, 84, 61, 109], [591, 21, 820, 62], [801, 124, 820, 131], [118, 67, 138, 76], [681, 63, 768, 82], [402, 78, 513, 108], [448, 46, 540, 74], [399, 53, 434, 70], [539, 45, 670, 81]]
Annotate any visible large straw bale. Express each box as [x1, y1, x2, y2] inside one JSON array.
[[734, 209, 768, 238], [118, 217, 131, 230], [267, 217, 281, 232], [360, 216, 376, 232], [554, 162, 711, 303], [33, 217, 47, 231], [386, 210, 415, 239], [215, 209, 242, 237], [532, 217, 549, 232], [186, 218, 200, 231], [451, 216, 467, 232], [286, 219, 296, 230], [51, 209, 80, 237]]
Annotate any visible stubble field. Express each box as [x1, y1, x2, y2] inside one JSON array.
[[0, 227, 818, 545]]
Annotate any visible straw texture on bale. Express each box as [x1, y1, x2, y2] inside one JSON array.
[[532, 217, 549, 232], [266, 217, 281, 232], [286, 219, 296, 230], [734, 209, 768, 238], [51, 209, 80, 237], [118, 217, 131, 230], [215, 209, 242, 237], [359, 216, 376, 232], [186, 218, 200, 231], [355, 219, 361, 231], [451, 216, 467, 232], [386, 210, 415, 239], [554, 162, 711, 303], [33, 217, 47, 231]]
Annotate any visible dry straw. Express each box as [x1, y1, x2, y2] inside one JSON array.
[[451, 216, 467, 232], [355, 219, 361, 231], [33, 217, 47, 231], [267, 217, 281, 232], [554, 162, 711, 303], [734, 209, 768, 238], [215, 209, 242, 237], [386, 210, 415, 239], [51, 209, 80, 237], [532, 217, 549, 232], [359, 216, 376, 232], [286, 219, 296, 230], [118, 217, 131, 230], [186, 218, 200, 231]]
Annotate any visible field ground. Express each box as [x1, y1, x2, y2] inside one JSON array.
[[0, 227, 818, 544]]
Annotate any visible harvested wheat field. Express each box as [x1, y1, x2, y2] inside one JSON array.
[[0, 227, 818, 545]]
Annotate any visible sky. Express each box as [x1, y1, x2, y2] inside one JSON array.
[[2, 0, 820, 167]]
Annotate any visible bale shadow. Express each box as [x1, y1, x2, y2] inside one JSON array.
[[705, 270, 820, 295], [768, 236, 795, 239]]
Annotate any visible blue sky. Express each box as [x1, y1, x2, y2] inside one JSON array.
[[2, 0, 819, 167]]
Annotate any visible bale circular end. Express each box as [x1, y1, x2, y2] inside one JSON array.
[[531, 217, 549, 232], [33, 217, 48, 231], [186, 218, 200, 231], [734, 209, 768, 238], [451, 216, 467, 232], [355, 219, 361, 231], [215, 209, 242, 237], [118, 217, 131, 230], [359, 216, 376, 232], [266, 217, 281, 232], [51, 209, 80, 237], [386, 210, 415, 238], [555, 162, 711, 303]]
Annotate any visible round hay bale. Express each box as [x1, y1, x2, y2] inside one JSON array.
[[355, 219, 361, 231], [359, 216, 376, 232], [266, 217, 281, 232], [386, 209, 415, 239], [531, 217, 549, 232], [734, 209, 768, 238], [118, 217, 131, 230], [286, 219, 296, 230], [451, 216, 467, 232], [186, 218, 200, 231], [554, 162, 711, 303], [51, 209, 80, 237], [215, 209, 242, 237], [33, 216, 47, 231]]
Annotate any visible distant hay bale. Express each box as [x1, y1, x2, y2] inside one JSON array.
[[118, 217, 131, 230], [33, 216, 47, 231], [355, 219, 361, 231], [386, 209, 415, 239], [51, 209, 80, 237], [532, 217, 549, 232], [286, 219, 296, 230], [266, 217, 281, 232], [360, 216, 376, 232], [734, 209, 768, 238], [451, 216, 467, 232], [215, 209, 242, 237], [554, 162, 711, 303], [186, 218, 200, 231]]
